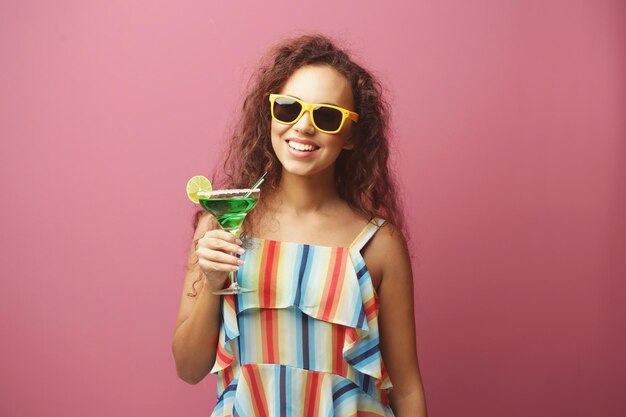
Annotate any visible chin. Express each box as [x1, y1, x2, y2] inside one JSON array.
[[279, 160, 334, 179]]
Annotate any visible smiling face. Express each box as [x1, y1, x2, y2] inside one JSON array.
[[270, 65, 356, 180]]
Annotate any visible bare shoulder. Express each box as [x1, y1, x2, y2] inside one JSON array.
[[184, 211, 219, 278], [372, 222, 409, 251], [361, 222, 411, 291], [183, 211, 218, 293]]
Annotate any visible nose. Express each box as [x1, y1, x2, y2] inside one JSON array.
[[293, 110, 315, 135]]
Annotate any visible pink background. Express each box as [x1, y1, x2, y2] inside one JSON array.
[[1, 1, 624, 416]]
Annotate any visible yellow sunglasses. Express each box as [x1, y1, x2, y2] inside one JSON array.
[[269, 94, 359, 134]]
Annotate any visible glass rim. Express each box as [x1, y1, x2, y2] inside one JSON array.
[[197, 188, 260, 198]]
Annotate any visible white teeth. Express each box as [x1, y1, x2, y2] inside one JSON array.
[[288, 141, 316, 152]]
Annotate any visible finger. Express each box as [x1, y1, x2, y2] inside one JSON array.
[[201, 237, 245, 256], [198, 237, 242, 254], [203, 229, 243, 245], [198, 258, 240, 273], [197, 247, 244, 266]]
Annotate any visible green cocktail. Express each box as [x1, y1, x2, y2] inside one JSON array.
[[199, 195, 258, 236], [197, 188, 260, 294]]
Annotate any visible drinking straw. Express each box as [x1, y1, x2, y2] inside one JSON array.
[[244, 172, 267, 198]]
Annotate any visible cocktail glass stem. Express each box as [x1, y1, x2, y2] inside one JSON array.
[[213, 229, 254, 295]]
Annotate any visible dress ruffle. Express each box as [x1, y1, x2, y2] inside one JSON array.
[[211, 364, 394, 417]]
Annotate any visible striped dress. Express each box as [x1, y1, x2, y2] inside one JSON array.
[[210, 218, 395, 417]]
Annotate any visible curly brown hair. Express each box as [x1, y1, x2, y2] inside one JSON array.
[[187, 34, 406, 296], [206, 33, 403, 227]]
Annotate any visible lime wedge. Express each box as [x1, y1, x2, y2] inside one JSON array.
[[186, 175, 212, 204]]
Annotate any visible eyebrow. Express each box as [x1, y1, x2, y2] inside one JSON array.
[[282, 94, 339, 107]]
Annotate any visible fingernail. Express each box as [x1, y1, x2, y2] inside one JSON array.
[[237, 259, 245, 265], [238, 248, 245, 255], [236, 239, 243, 245], [232, 266, 239, 271]]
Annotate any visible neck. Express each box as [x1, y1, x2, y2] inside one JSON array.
[[270, 169, 341, 215]]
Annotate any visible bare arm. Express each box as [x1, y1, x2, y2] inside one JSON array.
[[171, 214, 245, 384], [369, 225, 427, 417]]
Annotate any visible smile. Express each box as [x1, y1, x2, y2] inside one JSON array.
[[287, 140, 319, 152]]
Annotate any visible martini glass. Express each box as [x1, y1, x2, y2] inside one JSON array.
[[197, 188, 260, 295]]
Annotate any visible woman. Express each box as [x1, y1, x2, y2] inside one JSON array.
[[173, 34, 427, 417]]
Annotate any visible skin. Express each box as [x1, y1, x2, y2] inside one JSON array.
[[172, 65, 427, 416]]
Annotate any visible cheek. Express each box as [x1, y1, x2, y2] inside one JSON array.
[[330, 129, 353, 150], [270, 121, 287, 154], [271, 120, 289, 140]]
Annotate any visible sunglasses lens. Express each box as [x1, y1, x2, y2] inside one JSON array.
[[273, 97, 302, 123], [313, 106, 343, 132]]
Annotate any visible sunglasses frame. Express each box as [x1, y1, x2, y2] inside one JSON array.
[[269, 94, 359, 134]]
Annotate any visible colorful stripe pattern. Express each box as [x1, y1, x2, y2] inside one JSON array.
[[210, 218, 394, 417]]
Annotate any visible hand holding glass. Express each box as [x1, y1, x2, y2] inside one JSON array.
[[197, 189, 260, 294]]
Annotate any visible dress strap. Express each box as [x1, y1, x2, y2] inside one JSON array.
[[349, 218, 386, 252]]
